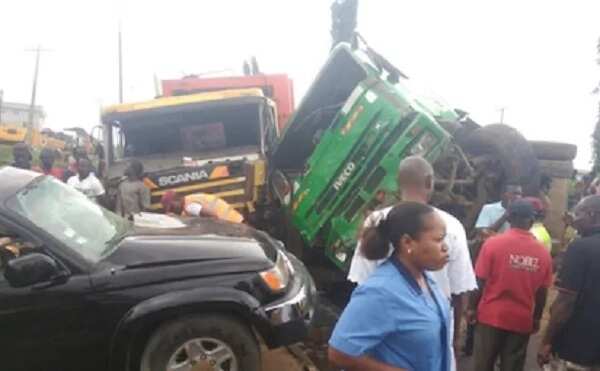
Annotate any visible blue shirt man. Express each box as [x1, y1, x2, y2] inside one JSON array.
[[330, 259, 451, 371]]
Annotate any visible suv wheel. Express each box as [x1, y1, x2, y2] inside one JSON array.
[[140, 314, 260, 371]]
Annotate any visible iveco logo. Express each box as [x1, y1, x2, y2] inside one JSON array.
[[333, 162, 356, 191], [158, 170, 209, 187]]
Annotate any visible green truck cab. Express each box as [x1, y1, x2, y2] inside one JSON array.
[[271, 44, 539, 271]]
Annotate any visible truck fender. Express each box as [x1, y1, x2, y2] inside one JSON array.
[[108, 286, 261, 371]]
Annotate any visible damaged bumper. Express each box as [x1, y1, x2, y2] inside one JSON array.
[[258, 252, 317, 348]]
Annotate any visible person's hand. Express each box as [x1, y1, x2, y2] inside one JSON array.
[[537, 343, 552, 368], [466, 309, 477, 325], [480, 229, 496, 240], [453, 336, 463, 359]]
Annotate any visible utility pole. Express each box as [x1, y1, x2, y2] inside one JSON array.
[[118, 22, 124, 103], [25, 45, 51, 144], [331, 0, 359, 50], [499, 107, 506, 124]]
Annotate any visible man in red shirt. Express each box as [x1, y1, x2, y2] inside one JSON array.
[[469, 199, 553, 371], [35, 147, 65, 180]]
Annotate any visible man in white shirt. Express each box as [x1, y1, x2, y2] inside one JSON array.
[[474, 184, 523, 235], [348, 155, 477, 370], [67, 158, 105, 203]]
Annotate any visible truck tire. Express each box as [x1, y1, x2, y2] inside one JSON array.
[[140, 314, 260, 371], [461, 124, 541, 195], [530, 141, 577, 161], [538, 159, 575, 179]]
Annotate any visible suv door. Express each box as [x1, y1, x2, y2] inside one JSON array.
[[0, 229, 100, 371]]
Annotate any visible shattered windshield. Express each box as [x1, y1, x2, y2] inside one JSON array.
[[115, 101, 262, 159], [6, 177, 130, 263]]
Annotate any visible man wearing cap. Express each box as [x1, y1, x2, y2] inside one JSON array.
[[469, 199, 553, 371]]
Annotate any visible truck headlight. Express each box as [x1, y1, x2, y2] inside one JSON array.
[[259, 251, 291, 293]]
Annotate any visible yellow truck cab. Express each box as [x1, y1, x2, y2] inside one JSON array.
[[101, 88, 279, 223]]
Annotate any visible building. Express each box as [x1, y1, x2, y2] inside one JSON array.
[[0, 101, 46, 129]]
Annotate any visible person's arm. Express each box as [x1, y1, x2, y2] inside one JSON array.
[[328, 348, 406, 371], [488, 212, 509, 233], [532, 287, 548, 333], [467, 278, 486, 324], [329, 286, 402, 371], [452, 293, 468, 352], [140, 184, 151, 211], [115, 188, 123, 215], [537, 290, 577, 366], [538, 241, 585, 366], [446, 222, 477, 354], [467, 239, 493, 322], [90, 176, 106, 204]]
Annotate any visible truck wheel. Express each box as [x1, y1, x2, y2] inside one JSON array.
[[461, 124, 541, 195], [140, 314, 260, 371], [530, 141, 578, 161]]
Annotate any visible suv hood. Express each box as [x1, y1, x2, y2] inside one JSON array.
[[104, 218, 278, 271]]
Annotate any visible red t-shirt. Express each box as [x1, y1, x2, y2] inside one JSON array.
[[475, 228, 553, 334], [33, 166, 65, 180]]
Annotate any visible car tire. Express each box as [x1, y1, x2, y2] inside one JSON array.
[[530, 141, 578, 161], [140, 314, 260, 371], [461, 123, 541, 196]]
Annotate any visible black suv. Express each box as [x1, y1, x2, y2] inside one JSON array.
[[0, 167, 316, 371]]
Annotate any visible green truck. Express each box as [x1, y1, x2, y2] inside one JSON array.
[[270, 43, 539, 273]]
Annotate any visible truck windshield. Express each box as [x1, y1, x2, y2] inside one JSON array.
[[113, 101, 261, 159], [7, 177, 130, 263]]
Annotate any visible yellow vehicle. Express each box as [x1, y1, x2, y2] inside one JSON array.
[[0, 125, 66, 150], [101, 88, 280, 223]]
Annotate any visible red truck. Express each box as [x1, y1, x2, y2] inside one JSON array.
[[161, 74, 295, 131]]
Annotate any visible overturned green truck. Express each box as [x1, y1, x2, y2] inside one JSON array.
[[269, 44, 540, 271]]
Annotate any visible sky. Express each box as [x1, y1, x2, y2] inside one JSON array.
[[1, 0, 599, 168]]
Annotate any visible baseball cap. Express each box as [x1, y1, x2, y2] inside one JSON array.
[[508, 199, 536, 219], [523, 197, 545, 212]]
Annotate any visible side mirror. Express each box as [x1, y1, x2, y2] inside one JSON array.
[[4, 253, 62, 288], [271, 170, 293, 206]]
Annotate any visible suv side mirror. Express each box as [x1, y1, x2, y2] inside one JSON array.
[[4, 253, 62, 288]]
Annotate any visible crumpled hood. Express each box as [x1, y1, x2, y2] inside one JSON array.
[[104, 217, 278, 269]]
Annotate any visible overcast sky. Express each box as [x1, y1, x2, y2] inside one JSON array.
[[1, 0, 599, 168]]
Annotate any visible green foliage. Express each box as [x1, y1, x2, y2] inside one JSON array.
[[0, 144, 12, 167]]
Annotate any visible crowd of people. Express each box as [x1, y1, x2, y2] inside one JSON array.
[[329, 156, 600, 371]]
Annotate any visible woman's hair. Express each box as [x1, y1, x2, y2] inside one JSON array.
[[361, 202, 435, 260]]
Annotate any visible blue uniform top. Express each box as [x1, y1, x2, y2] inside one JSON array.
[[330, 259, 451, 371]]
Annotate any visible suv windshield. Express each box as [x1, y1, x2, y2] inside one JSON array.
[[7, 177, 130, 263]]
